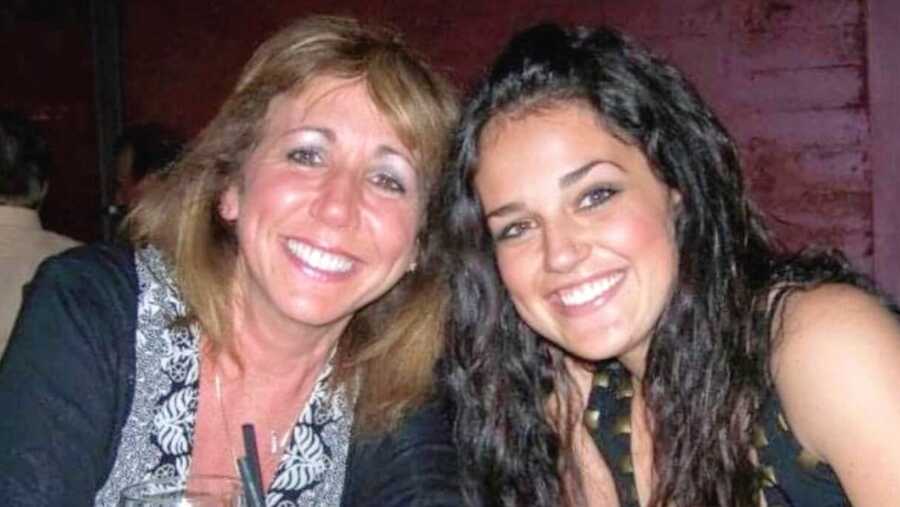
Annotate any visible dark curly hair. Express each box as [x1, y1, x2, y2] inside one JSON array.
[[437, 23, 887, 506]]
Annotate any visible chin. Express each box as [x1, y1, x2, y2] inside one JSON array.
[[561, 329, 630, 362], [281, 302, 351, 328]]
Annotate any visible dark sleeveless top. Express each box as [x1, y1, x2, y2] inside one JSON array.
[[585, 360, 850, 507]]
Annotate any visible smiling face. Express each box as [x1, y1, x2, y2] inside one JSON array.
[[219, 76, 421, 340], [474, 102, 680, 375]]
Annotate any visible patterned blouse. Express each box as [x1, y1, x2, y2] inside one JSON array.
[[0, 244, 463, 507], [94, 247, 353, 507]]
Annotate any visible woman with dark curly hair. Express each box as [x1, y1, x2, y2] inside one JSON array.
[[438, 22, 900, 507]]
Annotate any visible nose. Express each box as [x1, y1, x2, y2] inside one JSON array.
[[542, 219, 589, 273], [309, 170, 360, 228]]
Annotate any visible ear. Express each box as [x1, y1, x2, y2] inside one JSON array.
[[219, 184, 240, 221]]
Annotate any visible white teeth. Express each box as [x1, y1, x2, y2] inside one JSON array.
[[559, 272, 624, 307], [286, 239, 353, 273]]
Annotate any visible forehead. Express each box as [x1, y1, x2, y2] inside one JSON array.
[[264, 77, 379, 129], [477, 104, 619, 172], [474, 103, 661, 198], [260, 76, 417, 159]]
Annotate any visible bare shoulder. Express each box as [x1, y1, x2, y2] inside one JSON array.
[[774, 283, 898, 351], [771, 283, 900, 423], [771, 283, 900, 505]]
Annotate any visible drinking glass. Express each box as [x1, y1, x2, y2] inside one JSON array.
[[118, 475, 245, 506]]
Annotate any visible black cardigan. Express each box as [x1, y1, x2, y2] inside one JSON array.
[[0, 244, 462, 506]]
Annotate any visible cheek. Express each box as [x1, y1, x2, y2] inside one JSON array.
[[495, 250, 534, 304], [246, 174, 307, 217], [602, 199, 671, 251], [366, 202, 420, 256], [607, 210, 679, 289], [497, 265, 530, 321]]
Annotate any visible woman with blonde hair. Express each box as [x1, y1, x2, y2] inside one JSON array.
[[0, 16, 460, 506]]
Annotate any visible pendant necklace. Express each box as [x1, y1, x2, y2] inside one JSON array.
[[213, 366, 292, 466], [213, 371, 240, 471]]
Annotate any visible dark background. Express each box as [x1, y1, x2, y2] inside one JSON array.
[[2, 0, 898, 298]]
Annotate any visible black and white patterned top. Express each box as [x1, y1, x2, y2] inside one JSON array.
[[0, 244, 463, 507], [94, 247, 352, 507]]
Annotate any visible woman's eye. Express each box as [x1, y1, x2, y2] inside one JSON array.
[[370, 173, 406, 194], [577, 187, 618, 209], [494, 221, 532, 241], [287, 147, 324, 166]]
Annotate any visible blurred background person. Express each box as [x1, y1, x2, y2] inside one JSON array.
[[0, 109, 79, 354], [106, 122, 184, 237]]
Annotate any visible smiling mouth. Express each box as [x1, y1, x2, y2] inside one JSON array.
[[286, 239, 354, 273], [558, 271, 625, 307]]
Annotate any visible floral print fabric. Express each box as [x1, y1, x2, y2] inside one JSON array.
[[94, 247, 351, 506]]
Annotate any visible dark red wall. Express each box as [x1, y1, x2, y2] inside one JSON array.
[[3, 1, 897, 297], [1, 4, 99, 241], [868, 0, 900, 301]]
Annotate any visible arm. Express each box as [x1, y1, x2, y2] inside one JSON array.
[[342, 401, 465, 507], [0, 246, 137, 506], [772, 284, 900, 506]]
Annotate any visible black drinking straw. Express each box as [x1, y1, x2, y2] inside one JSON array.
[[238, 424, 265, 507], [237, 457, 264, 507], [241, 424, 264, 488]]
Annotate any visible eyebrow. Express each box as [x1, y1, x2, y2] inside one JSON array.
[[559, 159, 622, 188], [484, 202, 524, 221], [285, 126, 335, 142], [375, 145, 415, 168], [288, 126, 414, 166], [484, 159, 624, 220]]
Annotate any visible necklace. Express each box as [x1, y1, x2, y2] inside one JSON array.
[[213, 371, 240, 470], [213, 367, 292, 463]]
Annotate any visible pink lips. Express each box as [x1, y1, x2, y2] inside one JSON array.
[[282, 236, 359, 282], [550, 269, 626, 317]]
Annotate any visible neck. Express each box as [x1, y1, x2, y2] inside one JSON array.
[[228, 318, 337, 378], [222, 280, 347, 382], [203, 321, 335, 451], [618, 338, 650, 382]]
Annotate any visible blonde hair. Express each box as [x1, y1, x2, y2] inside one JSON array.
[[129, 16, 458, 432]]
